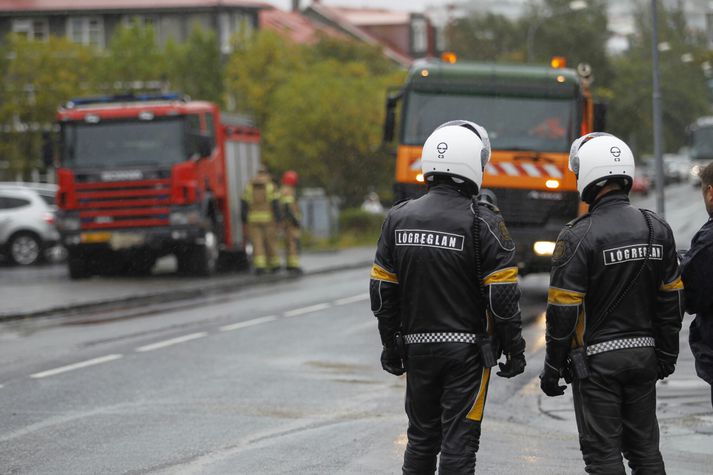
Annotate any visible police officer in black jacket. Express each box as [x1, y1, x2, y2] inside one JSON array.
[[539, 133, 684, 474], [681, 161, 713, 408], [370, 120, 526, 474]]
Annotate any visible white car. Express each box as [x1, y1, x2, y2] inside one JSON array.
[[0, 183, 60, 265]]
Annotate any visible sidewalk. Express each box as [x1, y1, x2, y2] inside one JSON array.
[[0, 247, 375, 320]]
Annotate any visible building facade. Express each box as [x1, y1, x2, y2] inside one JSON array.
[[0, 0, 268, 54]]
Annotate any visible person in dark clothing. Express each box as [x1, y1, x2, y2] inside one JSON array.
[[539, 132, 684, 474], [681, 161, 713, 407], [370, 120, 527, 474]]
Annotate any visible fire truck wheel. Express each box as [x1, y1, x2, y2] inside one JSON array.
[[182, 230, 218, 277], [68, 257, 91, 279]]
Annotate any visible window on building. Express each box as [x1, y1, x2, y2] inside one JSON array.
[[122, 15, 159, 33], [11, 18, 49, 42], [219, 12, 254, 54], [67, 16, 104, 48], [411, 17, 428, 55]]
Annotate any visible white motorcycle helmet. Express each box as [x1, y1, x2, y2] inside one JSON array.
[[569, 132, 635, 203], [421, 120, 491, 191]]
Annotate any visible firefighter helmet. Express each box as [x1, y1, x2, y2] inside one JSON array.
[[569, 132, 635, 203], [282, 170, 298, 186], [420, 120, 491, 190]]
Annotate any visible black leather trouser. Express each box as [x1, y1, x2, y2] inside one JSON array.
[[402, 343, 489, 475], [572, 347, 665, 475]]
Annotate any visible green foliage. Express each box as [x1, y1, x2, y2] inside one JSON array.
[[445, 12, 527, 63], [165, 26, 224, 104], [0, 35, 95, 177], [225, 31, 304, 127], [607, 1, 709, 155], [225, 31, 401, 206], [99, 21, 165, 88], [337, 208, 384, 246]]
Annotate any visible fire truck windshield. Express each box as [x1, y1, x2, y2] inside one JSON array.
[[402, 92, 577, 153], [61, 117, 188, 168]]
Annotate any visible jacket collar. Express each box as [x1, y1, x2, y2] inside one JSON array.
[[588, 190, 630, 213]]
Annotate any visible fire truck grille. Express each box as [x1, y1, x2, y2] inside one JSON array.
[[76, 179, 172, 230], [490, 188, 579, 226]]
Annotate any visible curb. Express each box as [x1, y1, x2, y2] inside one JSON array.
[[0, 259, 373, 322]]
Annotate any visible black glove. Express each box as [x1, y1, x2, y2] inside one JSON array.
[[657, 359, 676, 380], [540, 364, 567, 397], [497, 352, 526, 378], [381, 344, 405, 376]]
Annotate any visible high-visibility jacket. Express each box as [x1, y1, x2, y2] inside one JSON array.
[[242, 175, 279, 224]]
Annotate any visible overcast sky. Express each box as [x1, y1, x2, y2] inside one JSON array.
[[265, 0, 445, 13]]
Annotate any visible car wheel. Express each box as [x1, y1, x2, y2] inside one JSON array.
[[8, 232, 42, 266]]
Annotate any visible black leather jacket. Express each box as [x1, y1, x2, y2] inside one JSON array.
[[369, 183, 524, 355], [544, 191, 684, 371], [681, 217, 713, 384]]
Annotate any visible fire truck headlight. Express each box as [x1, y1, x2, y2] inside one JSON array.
[[534, 241, 556, 256], [58, 216, 80, 232], [546, 179, 560, 189], [416, 173, 425, 183], [170, 209, 201, 226]]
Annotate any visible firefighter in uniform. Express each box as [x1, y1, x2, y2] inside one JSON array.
[[280, 170, 302, 274], [540, 133, 684, 474], [370, 121, 527, 474], [241, 167, 281, 274]]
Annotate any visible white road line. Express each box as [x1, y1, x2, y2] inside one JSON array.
[[30, 354, 123, 379], [334, 293, 370, 306], [219, 315, 278, 332], [284, 303, 331, 318], [135, 332, 207, 353]]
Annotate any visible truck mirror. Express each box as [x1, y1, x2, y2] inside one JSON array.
[[42, 132, 54, 168], [593, 102, 607, 132], [383, 92, 402, 144], [197, 134, 213, 158]]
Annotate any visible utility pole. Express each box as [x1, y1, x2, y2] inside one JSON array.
[[651, 0, 665, 217]]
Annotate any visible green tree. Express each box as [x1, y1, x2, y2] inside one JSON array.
[[225, 31, 305, 127], [607, 1, 709, 155], [165, 26, 224, 104], [445, 12, 527, 62], [99, 21, 165, 90], [524, 0, 612, 85], [0, 35, 95, 178], [265, 60, 395, 206]]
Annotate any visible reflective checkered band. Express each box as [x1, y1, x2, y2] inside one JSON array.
[[404, 332, 478, 344], [586, 337, 656, 356]]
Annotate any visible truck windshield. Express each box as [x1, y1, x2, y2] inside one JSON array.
[[61, 117, 187, 168], [691, 126, 713, 160], [402, 92, 578, 153]]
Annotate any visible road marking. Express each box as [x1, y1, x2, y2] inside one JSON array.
[[334, 293, 369, 306], [219, 315, 278, 332], [284, 303, 331, 318], [135, 332, 207, 353], [30, 354, 123, 379]]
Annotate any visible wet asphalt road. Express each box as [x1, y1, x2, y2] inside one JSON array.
[[0, 183, 711, 474]]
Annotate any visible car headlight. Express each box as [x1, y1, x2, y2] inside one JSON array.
[[691, 165, 701, 177], [170, 209, 202, 226]]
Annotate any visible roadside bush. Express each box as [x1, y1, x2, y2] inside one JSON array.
[[338, 208, 384, 247]]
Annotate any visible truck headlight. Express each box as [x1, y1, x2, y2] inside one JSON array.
[[534, 241, 556, 256], [58, 216, 80, 232], [170, 208, 201, 226]]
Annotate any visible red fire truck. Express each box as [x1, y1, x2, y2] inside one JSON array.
[[53, 93, 261, 279]]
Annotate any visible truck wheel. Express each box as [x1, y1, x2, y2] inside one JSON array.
[[68, 257, 91, 279], [8, 232, 42, 266], [181, 230, 219, 277]]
